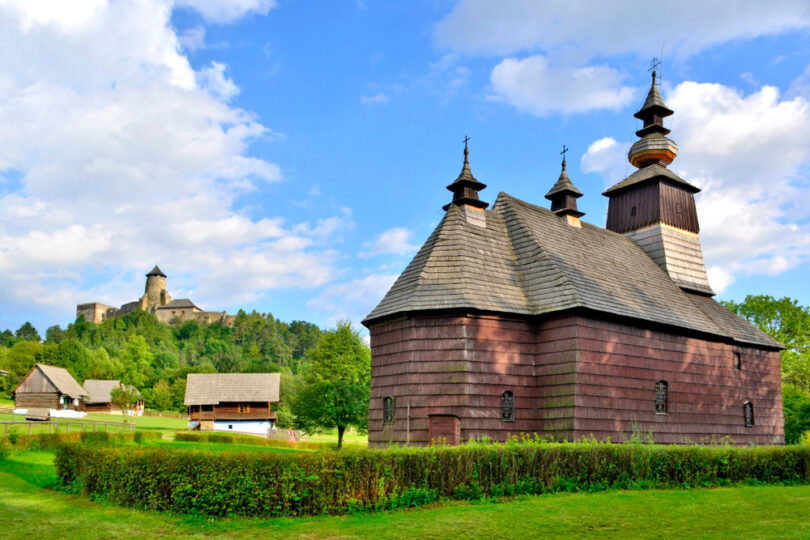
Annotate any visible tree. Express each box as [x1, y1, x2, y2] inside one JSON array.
[[292, 321, 370, 448], [783, 384, 810, 444], [147, 379, 173, 414], [110, 386, 141, 418], [45, 325, 65, 344], [723, 295, 810, 392], [15, 322, 41, 342]]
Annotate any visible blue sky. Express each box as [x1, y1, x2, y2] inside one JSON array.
[[1, 0, 809, 335]]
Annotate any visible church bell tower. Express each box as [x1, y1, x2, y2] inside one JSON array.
[[604, 71, 713, 295]]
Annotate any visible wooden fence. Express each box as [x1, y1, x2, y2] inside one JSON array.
[[0, 420, 135, 436]]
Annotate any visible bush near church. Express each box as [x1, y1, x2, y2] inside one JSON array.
[[55, 438, 810, 518]]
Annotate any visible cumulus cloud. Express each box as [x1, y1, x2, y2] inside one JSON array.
[[0, 0, 347, 325], [436, 1, 810, 58], [360, 227, 419, 257], [581, 80, 810, 292], [175, 0, 277, 24], [489, 55, 636, 116], [307, 273, 400, 329]]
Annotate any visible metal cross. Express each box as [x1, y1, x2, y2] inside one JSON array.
[[463, 135, 470, 149], [648, 57, 661, 76], [560, 144, 568, 162]]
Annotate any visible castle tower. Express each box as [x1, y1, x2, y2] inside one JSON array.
[[545, 152, 584, 227], [141, 265, 171, 310], [603, 72, 713, 294]]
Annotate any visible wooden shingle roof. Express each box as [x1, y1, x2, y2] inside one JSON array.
[[603, 163, 699, 195], [364, 193, 781, 349], [15, 364, 89, 399], [184, 373, 280, 406]]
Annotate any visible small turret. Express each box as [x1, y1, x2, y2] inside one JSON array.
[[443, 138, 489, 212], [545, 147, 584, 226], [142, 265, 171, 309]]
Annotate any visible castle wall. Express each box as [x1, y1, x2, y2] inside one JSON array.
[[76, 303, 116, 324]]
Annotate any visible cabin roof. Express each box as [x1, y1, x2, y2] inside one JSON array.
[[14, 364, 88, 399], [184, 373, 281, 406], [363, 193, 780, 349], [83, 380, 142, 404]]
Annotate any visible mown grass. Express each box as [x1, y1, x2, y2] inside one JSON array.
[[2, 448, 809, 539]]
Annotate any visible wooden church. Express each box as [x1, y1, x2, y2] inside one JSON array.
[[362, 72, 784, 447]]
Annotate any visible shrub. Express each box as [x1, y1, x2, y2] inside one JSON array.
[[4, 431, 160, 450], [54, 440, 810, 518], [174, 430, 355, 451], [0, 438, 10, 460]]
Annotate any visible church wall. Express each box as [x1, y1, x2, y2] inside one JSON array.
[[571, 316, 784, 445], [368, 312, 581, 447]]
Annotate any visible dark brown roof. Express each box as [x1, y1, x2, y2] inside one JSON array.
[[545, 161, 583, 199], [364, 193, 781, 349], [184, 373, 280, 406], [146, 265, 166, 277], [157, 298, 198, 310], [30, 364, 88, 399], [603, 163, 699, 195], [634, 72, 673, 119]]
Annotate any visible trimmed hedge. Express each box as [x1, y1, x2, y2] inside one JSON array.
[[55, 440, 810, 517], [4, 430, 161, 450], [174, 431, 362, 451]]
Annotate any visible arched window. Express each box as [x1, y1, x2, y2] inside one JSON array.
[[383, 396, 395, 424], [655, 380, 668, 414], [744, 401, 754, 427], [733, 352, 741, 370], [501, 391, 514, 422]]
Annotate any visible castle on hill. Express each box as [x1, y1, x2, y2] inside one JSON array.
[[76, 266, 235, 326]]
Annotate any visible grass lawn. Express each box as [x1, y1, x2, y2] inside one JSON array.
[[1, 450, 810, 539], [0, 397, 14, 407]]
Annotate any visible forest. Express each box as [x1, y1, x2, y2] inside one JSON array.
[[0, 310, 324, 426]]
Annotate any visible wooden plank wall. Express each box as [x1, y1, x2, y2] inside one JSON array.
[[368, 313, 578, 447], [369, 312, 783, 447], [15, 368, 58, 394], [573, 316, 783, 445], [15, 393, 60, 409]]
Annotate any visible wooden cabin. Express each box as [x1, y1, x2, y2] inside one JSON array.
[[83, 380, 145, 415], [13, 364, 88, 418], [184, 373, 280, 434], [363, 73, 784, 448]]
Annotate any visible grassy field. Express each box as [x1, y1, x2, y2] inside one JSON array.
[[1, 450, 810, 539]]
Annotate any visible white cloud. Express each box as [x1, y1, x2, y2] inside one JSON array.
[[197, 61, 240, 100], [361, 92, 389, 105], [307, 273, 400, 329], [360, 227, 419, 257], [489, 55, 636, 116], [580, 137, 633, 187], [582, 80, 810, 291], [175, 0, 277, 24], [0, 0, 348, 323], [178, 26, 206, 51], [436, 1, 810, 58]]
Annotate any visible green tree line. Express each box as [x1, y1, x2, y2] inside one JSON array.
[[0, 310, 325, 423]]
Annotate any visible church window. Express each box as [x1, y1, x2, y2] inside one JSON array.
[[744, 402, 754, 427], [655, 381, 668, 414], [501, 391, 514, 422], [733, 352, 741, 370], [383, 397, 395, 424]]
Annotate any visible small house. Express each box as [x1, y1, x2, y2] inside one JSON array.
[[184, 373, 280, 434], [13, 364, 88, 418], [83, 380, 145, 415]]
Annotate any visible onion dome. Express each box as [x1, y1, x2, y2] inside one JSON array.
[[545, 157, 584, 218], [628, 71, 678, 168], [443, 142, 489, 211]]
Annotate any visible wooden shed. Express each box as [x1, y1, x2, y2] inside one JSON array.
[[184, 373, 280, 434], [363, 73, 784, 448], [83, 380, 145, 415], [13, 364, 88, 413]]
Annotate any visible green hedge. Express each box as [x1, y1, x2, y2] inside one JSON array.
[[55, 440, 810, 517], [174, 431, 361, 450], [4, 430, 161, 450]]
